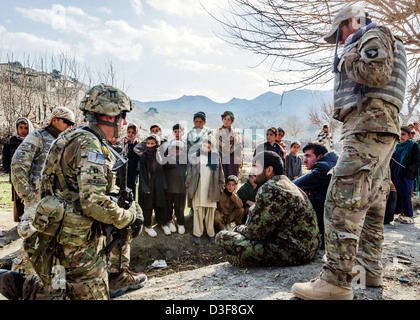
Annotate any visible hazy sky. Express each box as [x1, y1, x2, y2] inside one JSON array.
[[0, 0, 312, 103]]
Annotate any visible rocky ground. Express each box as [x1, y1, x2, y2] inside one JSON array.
[[1, 202, 420, 301]]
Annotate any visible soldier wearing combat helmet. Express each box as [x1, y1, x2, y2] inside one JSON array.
[[1, 84, 146, 300], [292, 6, 407, 300]]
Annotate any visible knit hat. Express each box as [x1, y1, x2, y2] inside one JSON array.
[[221, 111, 235, 122], [193, 111, 206, 121], [401, 126, 411, 135]]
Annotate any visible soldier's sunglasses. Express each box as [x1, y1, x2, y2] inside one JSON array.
[[337, 20, 349, 42], [120, 111, 127, 119], [58, 118, 75, 126]]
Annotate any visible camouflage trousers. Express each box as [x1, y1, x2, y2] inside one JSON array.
[[320, 132, 398, 289], [216, 226, 316, 267], [21, 232, 133, 300], [12, 199, 38, 275]]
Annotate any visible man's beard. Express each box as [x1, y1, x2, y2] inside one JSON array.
[[255, 171, 268, 187]]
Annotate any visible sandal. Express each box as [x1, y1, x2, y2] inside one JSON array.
[[400, 216, 414, 224], [395, 214, 404, 222]]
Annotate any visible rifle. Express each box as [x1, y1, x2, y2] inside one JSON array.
[[100, 142, 143, 268]]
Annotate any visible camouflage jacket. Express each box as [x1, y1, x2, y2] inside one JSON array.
[[247, 175, 321, 256], [41, 125, 135, 229], [334, 25, 406, 137], [11, 128, 57, 202]]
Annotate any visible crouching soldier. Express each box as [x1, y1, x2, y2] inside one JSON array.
[[1, 84, 145, 300], [216, 151, 321, 267]]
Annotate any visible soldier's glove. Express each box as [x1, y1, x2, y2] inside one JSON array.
[[126, 202, 144, 237], [130, 216, 144, 238]]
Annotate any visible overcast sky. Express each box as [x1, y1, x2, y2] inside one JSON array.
[[0, 0, 311, 103]]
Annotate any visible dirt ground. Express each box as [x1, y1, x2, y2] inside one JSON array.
[[1, 201, 420, 301]]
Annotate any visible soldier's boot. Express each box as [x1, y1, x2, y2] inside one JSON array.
[[226, 255, 259, 268], [109, 270, 147, 298], [365, 274, 383, 287], [292, 278, 353, 300], [0, 269, 25, 300]]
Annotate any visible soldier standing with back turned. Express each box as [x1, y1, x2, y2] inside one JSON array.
[[10, 107, 75, 274], [292, 6, 407, 299]]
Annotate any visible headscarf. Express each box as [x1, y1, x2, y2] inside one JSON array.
[[14, 117, 34, 140], [123, 123, 140, 145]]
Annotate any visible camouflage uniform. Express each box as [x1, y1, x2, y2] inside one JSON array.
[[320, 24, 407, 289], [21, 84, 144, 300], [216, 175, 320, 267], [10, 107, 75, 274]]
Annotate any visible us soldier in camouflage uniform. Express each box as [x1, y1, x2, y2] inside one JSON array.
[[216, 151, 320, 267], [0, 84, 146, 300], [10, 107, 75, 274], [292, 6, 407, 300]]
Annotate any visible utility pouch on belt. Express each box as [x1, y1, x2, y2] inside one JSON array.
[[57, 203, 93, 247], [33, 195, 66, 235]]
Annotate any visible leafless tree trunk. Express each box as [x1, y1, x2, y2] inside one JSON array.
[[283, 115, 305, 141], [309, 101, 342, 138]]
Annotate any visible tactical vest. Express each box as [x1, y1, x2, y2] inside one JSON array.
[[333, 29, 407, 122], [28, 128, 57, 186]]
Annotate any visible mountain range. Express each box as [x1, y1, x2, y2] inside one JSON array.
[[132, 89, 333, 117], [128, 89, 334, 142]]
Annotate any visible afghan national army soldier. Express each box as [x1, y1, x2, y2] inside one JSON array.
[[216, 151, 321, 267], [0, 84, 145, 300], [10, 107, 75, 274], [292, 6, 407, 300]]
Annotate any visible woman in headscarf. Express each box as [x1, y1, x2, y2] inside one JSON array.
[[214, 111, 243, 181], [390, 126, 420, 224], [2, 117, 34, 222], [122, 123, 141, 201]]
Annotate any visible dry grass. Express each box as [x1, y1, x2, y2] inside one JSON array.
[[0, 173, 12, 213]]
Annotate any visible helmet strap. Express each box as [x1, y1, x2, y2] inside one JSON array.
[[95, 115, 121, 139]]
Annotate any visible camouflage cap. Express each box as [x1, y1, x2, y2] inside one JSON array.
[[39, 106, 76, 129], [79, 83, 132, 117], [324, 6, 366, 44]]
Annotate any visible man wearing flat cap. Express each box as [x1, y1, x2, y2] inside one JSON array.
[[292, 6, 407, 300]]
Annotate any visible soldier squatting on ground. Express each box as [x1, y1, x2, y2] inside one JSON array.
[[0, 84, 145, 300]]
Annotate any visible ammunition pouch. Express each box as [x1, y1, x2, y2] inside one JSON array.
[[57, 203, 93, 247]]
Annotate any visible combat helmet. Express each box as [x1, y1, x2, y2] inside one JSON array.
[[79, 83, 133, 138]]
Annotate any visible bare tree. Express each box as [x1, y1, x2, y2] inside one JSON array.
[[400, 65, 420, 124], [206, 0, 420, 124], [206, 0, 420, 88], [309, 101, 342, 138], [283, 115, 304, 141]]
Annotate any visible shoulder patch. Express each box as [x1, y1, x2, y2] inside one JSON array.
[[88, 151, 105, 165]]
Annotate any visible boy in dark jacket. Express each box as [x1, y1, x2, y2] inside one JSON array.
[[138, 134, 170, 237], [237, 174, 258, 223], [164, 124, 188, 234], [390, 126, 420, 224], [285, 141, 302, 181], [294, 142, 338, 249]]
